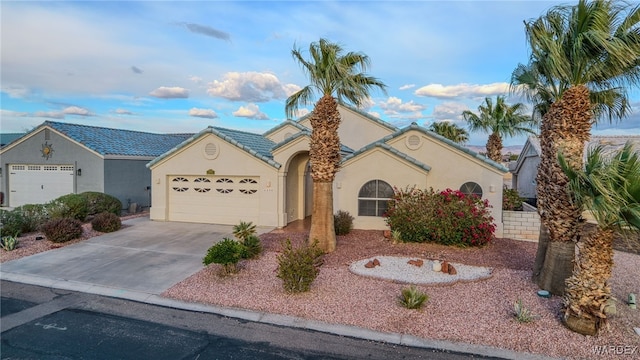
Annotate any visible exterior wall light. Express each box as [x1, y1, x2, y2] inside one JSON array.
[[77, 168, 82, 176]]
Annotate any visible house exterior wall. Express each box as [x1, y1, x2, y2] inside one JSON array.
[[104, 159, 152, 210], [0, 128, 104, 206], [503, 210, 541, 242], [149, 133, 281, 226], [264, 124, 304, 143], [512, 145, 539, 199], [336, 149, 428, 230], [299, 107, 395, 151], [386, 131, 506, 237]]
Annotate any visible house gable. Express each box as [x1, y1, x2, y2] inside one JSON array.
[[297, 104, 397, 151], [263, 120, 309, 143]]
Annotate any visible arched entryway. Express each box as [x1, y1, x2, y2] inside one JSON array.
[[284, 152, 311, 224]]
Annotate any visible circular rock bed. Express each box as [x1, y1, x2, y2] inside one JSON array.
[[349, 256, 493, 285]]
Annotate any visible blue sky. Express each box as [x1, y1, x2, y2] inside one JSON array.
[[2, 0, 639, 147]]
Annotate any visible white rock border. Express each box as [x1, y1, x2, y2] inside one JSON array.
[[349, 256, 493, 285]]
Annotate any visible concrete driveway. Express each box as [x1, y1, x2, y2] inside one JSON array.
[[0, 217, 273, 297]]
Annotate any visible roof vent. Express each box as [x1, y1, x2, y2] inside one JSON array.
[[406, 134, 422, 150], [203, 142, 219, 160]]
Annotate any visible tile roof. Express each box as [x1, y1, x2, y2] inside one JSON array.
[[0, 133, 24, 147], [262, 120, 309, 137], [147, 126, 280, 169], [270, 129, 354, 155], [44, 121, 193, 157], [295, 103, 399, 132]]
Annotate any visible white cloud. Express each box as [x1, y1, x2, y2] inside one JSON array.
[[113, 108, 134, 115], [415, 82, 510, 99], [207, 72, 290, 102], [290, 108, 310, 119], [1, 85, 31, 99], [399, 84, 415, 91], [149, 86, 189, 99], [189, 108, 218, 119], [233, 103, 268, 120], [33, 110, 64, 119], [430, 102, 469, 124], [63, 106, 92, 116], [379, 97, 426, 115]]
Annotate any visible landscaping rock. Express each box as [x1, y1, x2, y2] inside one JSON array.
[[448, 264, 457, 275], [441, 261, 449, 273], [383, 230, 391, 239], [407, 259, 424, 267], [365, 261, 376, 268], [373, 258, 381, 267]]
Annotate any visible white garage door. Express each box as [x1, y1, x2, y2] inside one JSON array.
[[167, 175, 260, 225], [9, 164, 75, 207]]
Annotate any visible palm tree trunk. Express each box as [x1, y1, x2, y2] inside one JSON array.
[[486, 132, 503, 163], [563, 228, 614, 335], [531, 223, 550, 283], [308, 94, 341, 253], [534, 85, 592, 295]]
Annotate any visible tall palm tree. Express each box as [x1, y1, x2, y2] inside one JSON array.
[[461, 96, 535, 163], [559, 142, 640, 335], [510, 0, 640, 295], [428, 122, 469, 144], [285, 38, 386, 253]]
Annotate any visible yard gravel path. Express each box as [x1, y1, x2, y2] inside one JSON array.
[[163, 230, 640, 360]]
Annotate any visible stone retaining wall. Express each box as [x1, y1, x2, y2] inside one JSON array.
[[503, 210, 540, 242]]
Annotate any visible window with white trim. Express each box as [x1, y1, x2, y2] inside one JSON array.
[[460, 182, 483, 198], [358, 180, 394, 216]]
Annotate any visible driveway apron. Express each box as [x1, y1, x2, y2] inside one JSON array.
[[0, 217, 273, 294]]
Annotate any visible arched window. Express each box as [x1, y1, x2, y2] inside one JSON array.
[[460, 182, 483, 198], [358, 180, 394, 216]]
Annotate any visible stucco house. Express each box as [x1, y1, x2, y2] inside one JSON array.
[[148, 105, 508, 236], [0, 121, 191, 209], [512, 134, 640, 205]]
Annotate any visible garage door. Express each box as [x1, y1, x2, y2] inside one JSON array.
[[167, 175, 260, 225], [9, 164, 75, 207]]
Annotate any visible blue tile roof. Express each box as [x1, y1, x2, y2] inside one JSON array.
[[262, 120, 309, 137], [44, 121, 192, 157], [0, 133, 24, 147], [148, 126, 281, 169]]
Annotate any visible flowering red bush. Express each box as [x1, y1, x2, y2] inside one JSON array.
[[384, 187, 495, 246]]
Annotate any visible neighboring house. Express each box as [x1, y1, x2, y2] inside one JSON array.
[[148, 105, 508, 236], [511, 135, 640, 204], [0, 121, 192, 209], [1, 133, 24, 148]]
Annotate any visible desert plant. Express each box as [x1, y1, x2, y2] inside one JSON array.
[[397, 286, 429, 310], [46, 194, 89, 221], [0, 209, 25, 237], [241, 234, 262, 259], [203, 238, 245, 275], [391, 229, 402, 244], [502, 188, 524, 211], [80, 192, 122, 216], [277, 239, 324, 293], [41, 218, 83, 243], [513, 299, 536, 323], [14, 204, 50, 233], [1, 235, 19, 251], [334, 210, 354, 235], [385, 187, 495, 246], [232, 221, 257, 241], [91, 212, 122, 233]]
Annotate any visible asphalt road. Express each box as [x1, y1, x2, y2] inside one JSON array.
[[1, 281, 502, 360]]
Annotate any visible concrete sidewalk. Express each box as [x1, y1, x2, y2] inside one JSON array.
[[0, 217, 556, 360]]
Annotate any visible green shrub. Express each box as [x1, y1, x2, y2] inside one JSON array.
[[232, 221, 257, 241], [384, 187, 495, 247], [503, 188, 524, 211], [41, 218, 83, 243], [397, 285, 429, 310], [203, 238, 244, 275], [334, 210, 354, 235], [80, 192, 122, 216], [276, 239, 324, 293], [0, 209, 25, 237], [241, 234, 262, 259], [46, 194, 89, 221], [91, 212, 122, 233], [14, 204, 49, 233], [513, 299, 536, 323], [1, 235, 19, 251]]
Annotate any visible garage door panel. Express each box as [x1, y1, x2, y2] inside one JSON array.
[[9, 164, 74, 207], [167, 175, 260, 225]]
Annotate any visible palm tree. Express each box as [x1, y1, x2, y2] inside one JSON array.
[[285, 38, 386, 253], [510, 0, 640, 295], [559, 142, 640, 335], [428, 122, 469, 144], [461, 96, 535, 163]]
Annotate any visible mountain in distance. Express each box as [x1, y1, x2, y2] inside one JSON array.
[[465, 144, 523, 156]]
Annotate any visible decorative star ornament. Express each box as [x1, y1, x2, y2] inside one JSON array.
[[41, 142, 54, 160]]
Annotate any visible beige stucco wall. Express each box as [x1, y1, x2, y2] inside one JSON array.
[[264, 124, 304, 144], [149, 133, 281, 227], [299, 106, 395, 151], [336, 149, 428, 230]]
